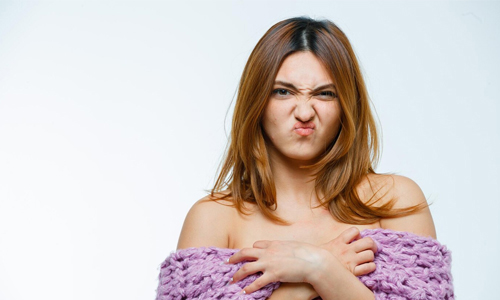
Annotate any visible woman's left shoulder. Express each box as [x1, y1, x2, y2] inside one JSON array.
[[361, 174, 437, 239]]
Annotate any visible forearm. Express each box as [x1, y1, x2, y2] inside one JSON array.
[[267, 273, 373, 300], [267, 252, 374, 300], [308, 254, 374, 300], [267, 283, 318, 300]]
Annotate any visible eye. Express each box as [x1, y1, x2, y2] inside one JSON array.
[[318, 90, 337, 99], [272, 89, 291, 96]]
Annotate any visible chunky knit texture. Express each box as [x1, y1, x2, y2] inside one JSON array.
[[358, 229, 453, 299], [156, 229, 453, 300]]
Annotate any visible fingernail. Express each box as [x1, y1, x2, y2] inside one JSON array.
[[224, 258, 230, 264], [240, 290, 246, 294]]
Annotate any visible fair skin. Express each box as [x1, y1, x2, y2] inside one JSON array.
[[177, 52, 436, 300]]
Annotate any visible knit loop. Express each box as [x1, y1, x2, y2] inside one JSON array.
[[156, 229, 454, 300]]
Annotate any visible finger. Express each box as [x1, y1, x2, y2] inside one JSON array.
[[241, 273, 274, 294], [351, 237, 377, 253], [353, 249, 375, 265], [232, 261, 263, 283], [338, 227, 361, 244], [253, 240, 272, 249], [353, 262, 376, 276], [228, 248, 261, 264]]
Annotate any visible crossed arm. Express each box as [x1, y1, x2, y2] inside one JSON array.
[[229, 227, 377, 300], [177, 176, 436, 300], [228, 176, 436, 299]]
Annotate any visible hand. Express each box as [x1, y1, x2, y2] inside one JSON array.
[[227, 240, 328, 294], [320, 227, 377, 276]]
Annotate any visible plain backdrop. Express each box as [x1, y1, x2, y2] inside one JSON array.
[[0, 1, 499, 299]]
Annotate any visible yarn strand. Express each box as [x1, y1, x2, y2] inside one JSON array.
[[156, 229, 454, 300]]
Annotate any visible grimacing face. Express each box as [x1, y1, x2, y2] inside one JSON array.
[[262, 51, 342, 165]]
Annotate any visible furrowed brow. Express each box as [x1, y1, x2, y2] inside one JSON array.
[[311, 84, 336, 93], [274, 81, 336, 93], [274, 81, 298, 91]]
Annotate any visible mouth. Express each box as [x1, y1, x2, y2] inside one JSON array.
[[294, 122, 315, 136]]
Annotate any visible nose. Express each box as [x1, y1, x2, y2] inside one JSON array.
[[294, 99, 315, 122]]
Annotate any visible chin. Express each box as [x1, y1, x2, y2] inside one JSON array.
[[268, 143, 324, 164], [284, 152, 323, 163]]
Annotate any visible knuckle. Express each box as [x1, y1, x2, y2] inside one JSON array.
[[268, 269, 279, 281], [240, 264, 249, 273], [255, 278, 265, 289]]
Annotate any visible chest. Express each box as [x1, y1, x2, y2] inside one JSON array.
[[229, 209, 380, 249]]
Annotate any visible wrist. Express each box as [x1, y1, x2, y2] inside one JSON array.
[[307, 250, 349, 292], [305, 248, 337, 286], [307, 255, 375, 300]]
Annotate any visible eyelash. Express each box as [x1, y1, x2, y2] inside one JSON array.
[[319, 91, 337, 98], [271, 89, 337, 99], [273, 89, 291, 96]]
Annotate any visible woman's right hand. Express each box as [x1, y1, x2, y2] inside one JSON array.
[[320, 227, 377, 276]]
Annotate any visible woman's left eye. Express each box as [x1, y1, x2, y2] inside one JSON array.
[[318, 91, 337, 98]]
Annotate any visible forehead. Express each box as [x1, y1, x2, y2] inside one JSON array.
[[275, 51, 333, 87]]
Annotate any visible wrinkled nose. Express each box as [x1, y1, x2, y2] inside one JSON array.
[[294, 100, 315, 122]]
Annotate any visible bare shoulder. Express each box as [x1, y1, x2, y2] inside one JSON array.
[[358, 174, 437, 239], [176, 192, 236, 250]]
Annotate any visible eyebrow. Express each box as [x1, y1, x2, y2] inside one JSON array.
[[274, 80, 336, 93]]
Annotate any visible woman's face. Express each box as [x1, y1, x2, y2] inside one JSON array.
[[262, 51, 342, 164]]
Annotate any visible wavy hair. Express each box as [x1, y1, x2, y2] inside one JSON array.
[[211, 17, 423, 224]]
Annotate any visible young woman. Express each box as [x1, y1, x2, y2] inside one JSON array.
[[176, 17, 438, 300]]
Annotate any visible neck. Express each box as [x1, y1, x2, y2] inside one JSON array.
[[267, 147, 323, 210]]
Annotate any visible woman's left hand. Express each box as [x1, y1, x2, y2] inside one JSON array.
[[227, 240, 329, 294]]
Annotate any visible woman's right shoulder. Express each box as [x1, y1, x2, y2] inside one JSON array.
[[176, 192, 237, 250]]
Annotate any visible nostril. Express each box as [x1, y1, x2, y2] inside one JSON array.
[[296, 116, 314, 123], [294, 106, 315, 122]]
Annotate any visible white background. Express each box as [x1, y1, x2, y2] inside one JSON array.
[[0, 1, 499, 299]]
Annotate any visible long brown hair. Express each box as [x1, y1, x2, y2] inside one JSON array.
[[211, 17, 423, 224]]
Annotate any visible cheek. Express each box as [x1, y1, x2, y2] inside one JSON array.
[[263, 102, 288, 129], [262, 105, 278, 139], [315, 102, 342, 128]]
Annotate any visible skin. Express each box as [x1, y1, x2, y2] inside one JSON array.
[[177, 52, 436, 300], [261, 51, 341, 165]]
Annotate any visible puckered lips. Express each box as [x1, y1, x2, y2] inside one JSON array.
[[293, 121, 315, 136]]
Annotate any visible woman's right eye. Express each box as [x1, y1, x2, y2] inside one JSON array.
[[272, 89, 290, 96]]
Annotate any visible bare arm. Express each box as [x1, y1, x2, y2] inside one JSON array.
[[268, 262, 375, 300], [177, 197, 232, 249], [379, 175, 436, 238]]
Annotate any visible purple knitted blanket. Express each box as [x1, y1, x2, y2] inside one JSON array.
[[156, 229, 453, 300]]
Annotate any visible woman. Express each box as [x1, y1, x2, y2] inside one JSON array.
[[163, 17, 451, 300]]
